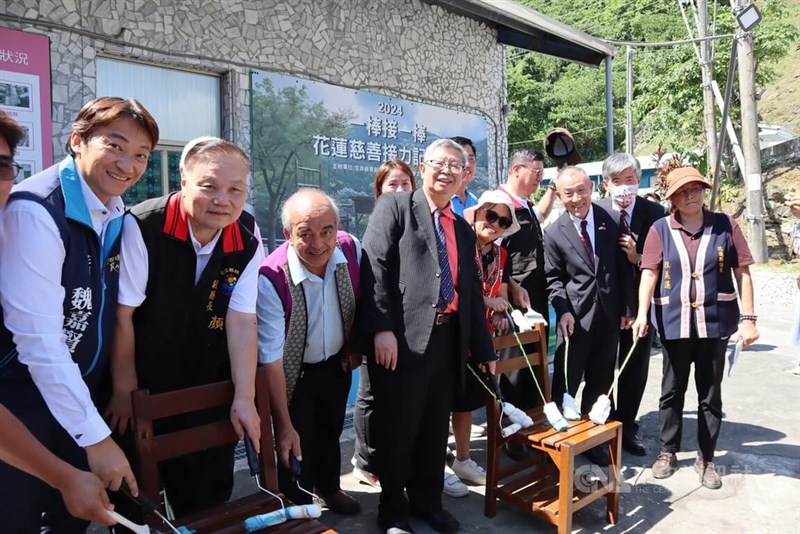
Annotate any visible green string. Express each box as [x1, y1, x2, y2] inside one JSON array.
[[467, 363, 499, 400], [564, 335, 570, 396], [507, 306, 547, 403]]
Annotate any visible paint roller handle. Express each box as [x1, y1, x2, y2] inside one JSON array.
[[119, 481, 158, 512], [289, 452, 302, 479], [243, 434, 261, 477]]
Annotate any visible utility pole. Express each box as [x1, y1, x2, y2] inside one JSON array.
[[625, 46, 634, 154], [698, 0, 719, 175], [733, 0, 768, 263]]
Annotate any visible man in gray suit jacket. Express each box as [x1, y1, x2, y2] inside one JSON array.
[[598, 153, 667, 456], [360, 139, 496, 534], [544, 167, 634, 465]]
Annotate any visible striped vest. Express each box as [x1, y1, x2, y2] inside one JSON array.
[[651, 214, 739, 340]]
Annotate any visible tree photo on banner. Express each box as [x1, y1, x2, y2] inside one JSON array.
[[250, 70, 490, 249]]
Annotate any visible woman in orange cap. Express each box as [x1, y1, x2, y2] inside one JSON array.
[[632, 167, 759, 490]]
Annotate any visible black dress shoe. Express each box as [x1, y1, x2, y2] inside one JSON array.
[[377, 515, 415, 534], [583, 446, 610, 467], [319, 490, 361, 515], [622, 433, 647, 456], [410, 507, 460, 534], [504, 441, 530, 462]]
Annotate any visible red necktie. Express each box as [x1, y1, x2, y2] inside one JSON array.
[[579, 220, 594, 268]]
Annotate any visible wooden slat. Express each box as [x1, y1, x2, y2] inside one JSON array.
[[152, 422, 239, 462], [135, 380, 235, 420], [131, 367, 331, 533]]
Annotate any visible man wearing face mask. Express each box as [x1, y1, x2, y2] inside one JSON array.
[[598, 153, 667, 456]]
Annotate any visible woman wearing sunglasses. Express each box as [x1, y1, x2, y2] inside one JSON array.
[[444, 191, 522, 491]]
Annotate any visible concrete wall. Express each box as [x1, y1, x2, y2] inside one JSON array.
[[1, 0, 508, 181]]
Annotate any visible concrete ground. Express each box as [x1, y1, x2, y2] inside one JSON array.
[[95, 278, 800, 533], [255, 297, 800, 534]]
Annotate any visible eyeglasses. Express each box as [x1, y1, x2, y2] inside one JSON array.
[[0, 157, 23, 182], [425, 159, 464, 174], [484, 209, 513, 230], [521, 165, 543, 177], [677, 184, 705, 198]]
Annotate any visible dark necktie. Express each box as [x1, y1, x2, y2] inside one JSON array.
[[434, 209, 455, 310], [620, 209, 631, 236], [579, 219, 594, 268]]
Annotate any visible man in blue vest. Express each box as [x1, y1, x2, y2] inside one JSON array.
[[0, 97, 159, 531], [104, 136, 263, 517], [258, 188, 362, 515]]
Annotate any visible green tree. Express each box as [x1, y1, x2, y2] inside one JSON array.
[[507, 0, 799, 163], [250, 77, 351, 249]]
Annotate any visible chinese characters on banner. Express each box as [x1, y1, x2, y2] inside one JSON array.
[[250, 70, 489, 241], [0, 28, 53, 181]]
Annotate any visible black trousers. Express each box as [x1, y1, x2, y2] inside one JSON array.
[[612, 325, 656, 434], [352, 356, 377, 474], [552, 308, 619, 415], [277, 353, 352, 503], [659, 337, 727, 461], [369, 320, 457, 524], [0, 401, 90, 533]]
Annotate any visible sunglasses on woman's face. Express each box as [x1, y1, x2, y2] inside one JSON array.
[[484, 209, 512, 230]]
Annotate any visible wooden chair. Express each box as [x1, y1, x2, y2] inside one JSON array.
[[131, 366, 332, 533], [483, 323, 622, 534]]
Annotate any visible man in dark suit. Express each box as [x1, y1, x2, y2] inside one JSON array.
[[598, 153, 667, 456], [360, 139, 496, 534], [544, 167, 634, 466]]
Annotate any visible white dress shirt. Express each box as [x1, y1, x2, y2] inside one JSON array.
[[117, 215, 264, 313], [569, 205, 597, 253], [0, 176, 124, 447], [257, 238, 361, 364]]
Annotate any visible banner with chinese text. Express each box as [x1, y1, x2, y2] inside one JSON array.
[[0, 28, 53, 180], [250, 70, 489, 247]]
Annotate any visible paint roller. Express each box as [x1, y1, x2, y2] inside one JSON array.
[[242, 435, 322, 532], [589, 335, 641, 425], [506, 309, 569, 431], [561, 336, 581, 420]]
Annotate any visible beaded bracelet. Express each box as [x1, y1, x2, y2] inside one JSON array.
[[740, 314, 758, 322]]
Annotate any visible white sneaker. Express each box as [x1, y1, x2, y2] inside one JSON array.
[[443, 466, 469, 498], [352, 465, 380, 488], [470, 424, 486, 437], [451, 458, 487, 485]]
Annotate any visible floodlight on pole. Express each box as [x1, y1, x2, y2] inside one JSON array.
[[736, 3, 762, 32]]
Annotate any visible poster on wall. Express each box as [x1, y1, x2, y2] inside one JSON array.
[[0, 28, 53, 181], [250, 70, 490, 247]]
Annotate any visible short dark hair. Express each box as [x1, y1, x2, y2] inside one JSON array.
[[66, 97, 159, 156], [0, 110, 25, 154], [509, 148, 544, 169], [451, 136, 476, 157]]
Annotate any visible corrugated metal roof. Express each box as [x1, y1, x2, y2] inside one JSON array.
[[424, 0, 616, 66]]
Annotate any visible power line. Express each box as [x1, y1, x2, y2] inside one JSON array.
[[606, 33, 735, 47], [508, 121, 625, 146]]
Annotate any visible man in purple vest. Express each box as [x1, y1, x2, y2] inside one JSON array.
[[258, 188, 362, 515]]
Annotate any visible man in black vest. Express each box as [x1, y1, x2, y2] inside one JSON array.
[[497, 149, 551, 460], [258, 188, 362, 515], [105, 137, 263, 517], [598, 153, 667, 456]]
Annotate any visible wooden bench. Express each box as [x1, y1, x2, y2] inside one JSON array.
[[131, 367, 333, 533], [484, 324, 622, 534]]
